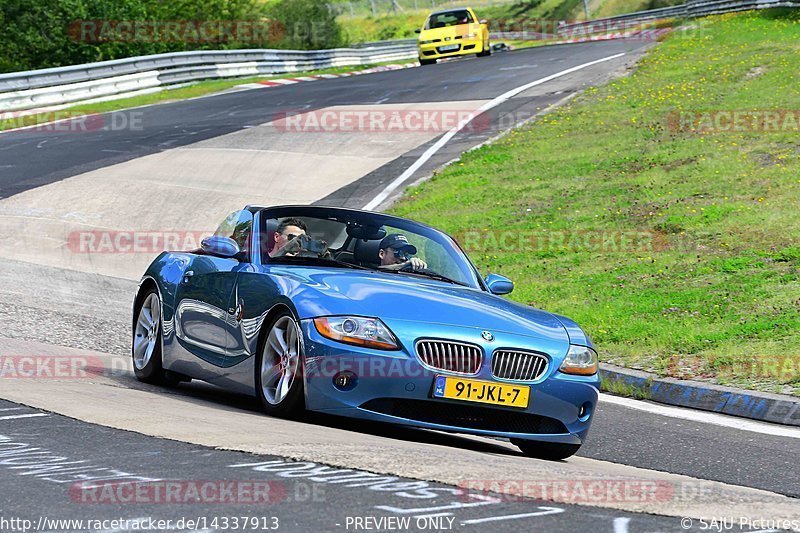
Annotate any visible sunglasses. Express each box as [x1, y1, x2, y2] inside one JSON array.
[[392, 248, 412, 261], [283, 233, 304, 241]]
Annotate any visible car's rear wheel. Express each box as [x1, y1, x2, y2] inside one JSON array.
[[132, 290, 168, 384], [255, 311, 305, 417], [512, 439, 581, 461], [419, 57, 436, 66]]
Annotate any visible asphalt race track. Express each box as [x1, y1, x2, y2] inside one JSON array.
[[1, 40, 799, 532]]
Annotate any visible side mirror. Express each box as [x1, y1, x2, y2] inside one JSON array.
[[201, 236, 240, 258], [485, 273, 513, 295], [479, 19, 487, 24], [415, 28, 421, 33]]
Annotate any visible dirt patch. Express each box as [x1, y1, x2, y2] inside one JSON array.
[[663, 156, 698, 171], [750, 151, 778, 167]]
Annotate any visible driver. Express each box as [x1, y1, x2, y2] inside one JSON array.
[[270, 217, 307, 257], [378, 234, 427, 271]]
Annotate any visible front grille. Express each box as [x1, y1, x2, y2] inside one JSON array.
[[360, 398, 568, 434], [491, 350, 549, 381], [416, 340, 482, 374]]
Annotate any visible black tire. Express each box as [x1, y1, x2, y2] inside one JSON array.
[[477, 41, 492, 57], [132, 288, 169, 384], [512, 439, 581, 461], [255, 310, 305, 418], [419, 57, 436, 66]]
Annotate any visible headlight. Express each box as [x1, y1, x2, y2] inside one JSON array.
[[559, 345, 598, 375], [314, 316, 399, 350], [464, 33, 477, 38]]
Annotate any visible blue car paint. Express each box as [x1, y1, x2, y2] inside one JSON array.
[[301, 319, 597, 444], [135, 205, 600, 446]]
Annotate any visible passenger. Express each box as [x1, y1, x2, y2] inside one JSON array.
[[378, 234, 428, 271]]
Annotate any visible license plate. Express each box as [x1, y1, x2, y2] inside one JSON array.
[[438, 44, 459, 52], [433, 375, 530, 408]]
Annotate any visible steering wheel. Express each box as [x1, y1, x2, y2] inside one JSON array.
[[399, 264, 438, 275]]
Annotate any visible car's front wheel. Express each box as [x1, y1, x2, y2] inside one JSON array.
[[419, 57, 436, 66], [255, 311, 305, 417], [512, 439, 581, 461], [477, 40, 492, 57]]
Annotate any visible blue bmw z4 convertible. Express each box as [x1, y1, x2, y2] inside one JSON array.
[[133, 205, 600, 460]]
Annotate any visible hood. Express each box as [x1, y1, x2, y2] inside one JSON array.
[[420, 22, 482, 42], [273, 266, 570, 344]]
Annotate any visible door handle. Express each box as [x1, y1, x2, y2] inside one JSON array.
[[182, 270, 194, 284]]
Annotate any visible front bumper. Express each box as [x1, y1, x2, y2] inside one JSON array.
[[418, 38, 483, 60], [301, 319, 599, 444]]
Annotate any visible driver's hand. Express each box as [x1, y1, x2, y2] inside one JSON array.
[[404, 257, 427, 271], [273, 236, 303, 257]]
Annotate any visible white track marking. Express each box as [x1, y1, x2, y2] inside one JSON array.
[[0, 407, 25, 411], [613, 517, 631, 533], [0, 413, 49, 420], [600, 393, 800, 439], [362, 52, 626, 210], [460, 507, 564, 524], [413, 512, 454, 519]]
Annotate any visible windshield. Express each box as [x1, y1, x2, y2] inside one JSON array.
[[260, 208, 481, 289], [425, 10, 474, 29]]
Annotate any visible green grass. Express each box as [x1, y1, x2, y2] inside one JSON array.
[[0, 59, 413, 131], [390, 9, 800, 396], [600, 377, 653, 400], [340, 12, 426, 42]]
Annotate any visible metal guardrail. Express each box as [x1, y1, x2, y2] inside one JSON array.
[[559, 0, 800, 32], [0, 43, 418, 112]]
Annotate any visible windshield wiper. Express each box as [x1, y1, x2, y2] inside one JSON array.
[[269, 256, 370, 270], [388, 269, 469, 287]]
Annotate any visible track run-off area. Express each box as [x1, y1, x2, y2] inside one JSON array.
[[0, 39, 798, 532]]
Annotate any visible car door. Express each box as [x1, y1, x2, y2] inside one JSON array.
[[173, 210, 253, 367]]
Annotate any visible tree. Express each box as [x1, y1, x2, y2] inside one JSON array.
[[266, 0, 344, 50]]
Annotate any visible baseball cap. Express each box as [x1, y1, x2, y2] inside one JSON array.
[[380, 233, 417, 254]]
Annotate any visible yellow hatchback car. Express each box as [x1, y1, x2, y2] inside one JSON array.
[[416, 7, 491, 65]]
